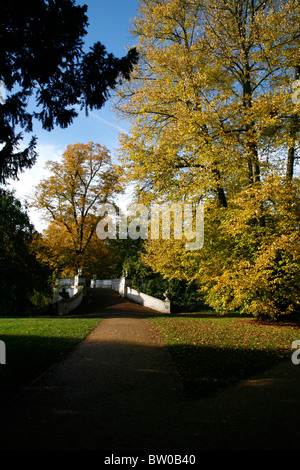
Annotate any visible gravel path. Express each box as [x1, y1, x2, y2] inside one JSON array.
[[0, 288, 300, 451]]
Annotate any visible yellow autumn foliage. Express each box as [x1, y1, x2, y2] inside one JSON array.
[[115, 0, 300, 319], [31, 142, 122, 277]]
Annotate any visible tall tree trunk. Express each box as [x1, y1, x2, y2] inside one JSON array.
[[286, 145, 296, 181], [286, 65, 300, 181], [242, 46, 261, 185], [212, 167, 228, 207], [242, 49, 264, 225]]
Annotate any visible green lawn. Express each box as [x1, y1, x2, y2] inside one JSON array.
[[0, 316, 101, 402], [1, 313, 299, 404], [147, 314, 300, 398]]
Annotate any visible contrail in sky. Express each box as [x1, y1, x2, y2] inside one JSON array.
[[90, 111, 130, 135]]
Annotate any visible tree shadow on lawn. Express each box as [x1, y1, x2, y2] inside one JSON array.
[[0, 334, 283, 400], [166, 343, 289, 399], [0, 334, 89, 405]]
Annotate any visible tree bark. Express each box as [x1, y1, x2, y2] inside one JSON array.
[[286, 65, 300, 181]]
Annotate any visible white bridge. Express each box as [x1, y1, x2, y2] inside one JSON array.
[[56, 275, 171, 315]]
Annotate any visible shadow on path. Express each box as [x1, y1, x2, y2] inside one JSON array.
[[0, 288, 300, 451]]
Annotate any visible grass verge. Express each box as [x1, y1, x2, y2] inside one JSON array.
[[147, 314, 300, 398], [0, 316, 101, 403]]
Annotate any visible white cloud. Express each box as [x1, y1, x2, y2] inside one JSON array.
[[6, 143, 65, 232]]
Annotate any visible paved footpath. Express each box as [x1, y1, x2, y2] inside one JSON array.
[[1, 288, 300, 452]]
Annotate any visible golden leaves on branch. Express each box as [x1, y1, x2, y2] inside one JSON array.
[[31, 142, 122, 278], [115, 0, 300, 318]]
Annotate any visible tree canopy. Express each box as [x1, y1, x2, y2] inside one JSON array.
[[116, 0, 300, 320], [0, 189, 51, 314], [32, 142, 122, 276], [0, 0, 138, 183]]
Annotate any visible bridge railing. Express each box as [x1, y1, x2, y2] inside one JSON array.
[[91, 277, 171, 314], [56, 275, 86, 315], [57, 286, 86, 315]]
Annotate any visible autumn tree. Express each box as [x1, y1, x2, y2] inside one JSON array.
[[116, 0, 300, 319], [33, 222, 118, 279], [32, 142, 121, 276], [0, 0, 138, 183]]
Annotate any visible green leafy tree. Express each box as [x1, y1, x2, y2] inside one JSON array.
[[0, 190, 51, 315]]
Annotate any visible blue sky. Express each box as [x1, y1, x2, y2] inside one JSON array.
[[8, 0, 139, 231]]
